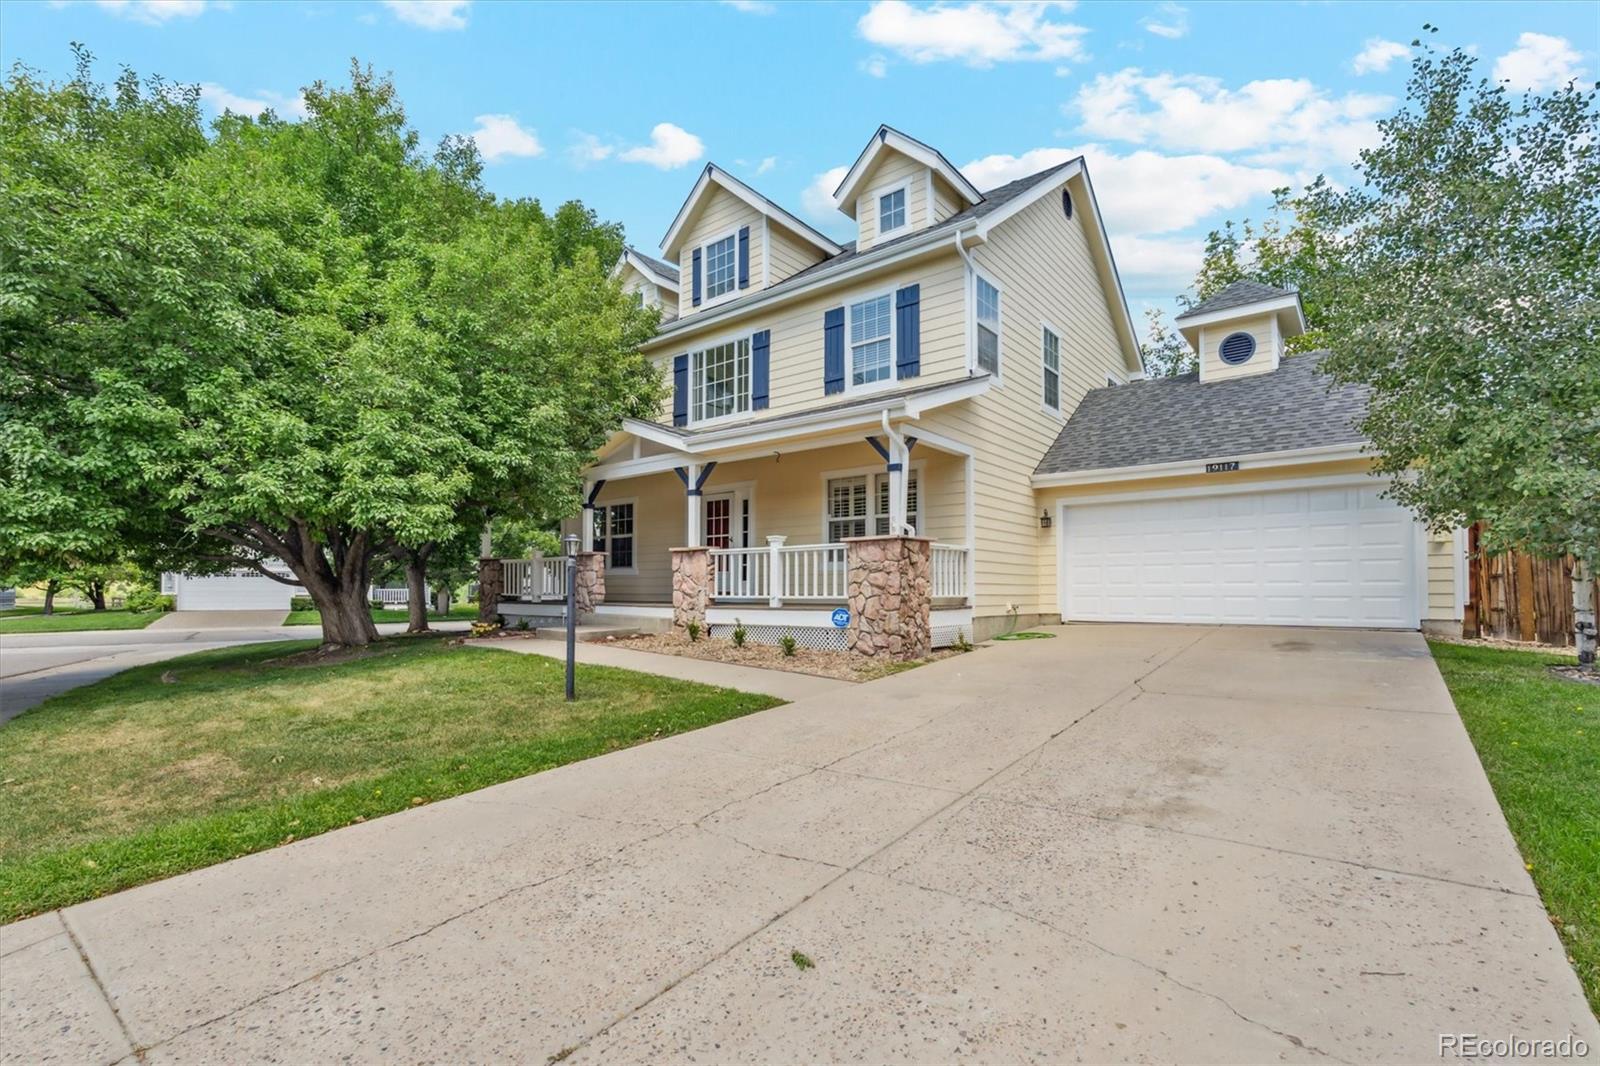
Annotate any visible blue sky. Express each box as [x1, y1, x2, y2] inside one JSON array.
[[3, 1, 1595, 320]]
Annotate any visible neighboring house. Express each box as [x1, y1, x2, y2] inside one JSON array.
[[492, 125, 1465, 647], [161, 568, 297, 612]]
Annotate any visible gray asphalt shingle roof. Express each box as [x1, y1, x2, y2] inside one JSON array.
[[1035, 351, 1369, 475], [627, 247, 679, 283], [652, 161, 1077, 338], [1173, 280, 1296, 319]]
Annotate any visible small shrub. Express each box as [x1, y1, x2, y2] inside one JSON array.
[[731, 619, 747, 648], [370, 600, 387, 611], [124, 588, 175, 614], [686, 620, 701, 642], [289, 595, 315, 612], [517, 617, 530, 631], [779, 635, 797, 657], [953, 631, 971, 653]]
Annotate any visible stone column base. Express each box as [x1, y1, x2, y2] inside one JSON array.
[[845, 535, 932, 661], [476, 557, 503, 624], [671, 547, 710, 632], [574, 552, 606, 614]]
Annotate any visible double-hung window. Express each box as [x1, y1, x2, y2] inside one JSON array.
[[1042, 326, 1061, 412], [825, 471, 919, 542], [849, 293, 893, 388], [975, 274, 1001, 375], [878, 187, 906, 234], [690, 337, 751, 423], [703, 233, 737, 301], [593, 502, 635, 571]]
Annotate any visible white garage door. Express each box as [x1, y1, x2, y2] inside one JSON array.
[[1060, 483, 1419, 628], [175, 573, 296, 612]]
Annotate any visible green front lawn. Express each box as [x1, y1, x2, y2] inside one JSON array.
[[1430, 641, 1599, 1013], [283, 603, 479, 626], [0, 638, 780, 921], [0, 607, 162, 633]]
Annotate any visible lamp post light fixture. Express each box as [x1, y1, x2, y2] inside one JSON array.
[[563, 533, 579, 701]]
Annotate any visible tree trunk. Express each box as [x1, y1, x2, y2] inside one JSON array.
[[42, 579, 58, 615], [404, 553, 430, 634], [315, 582, 382, 648], [1574, 560, 1597, 672], [89, 580, 107, 611]]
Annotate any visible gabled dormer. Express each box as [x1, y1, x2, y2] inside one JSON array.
[[832, 126, 983, 253], [660, 164, 843, 318], [612, 246, 680, 323], [1174, 281, 1307, 382]]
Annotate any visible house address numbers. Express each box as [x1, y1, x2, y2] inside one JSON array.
[[1205, 461, 1240, 473]]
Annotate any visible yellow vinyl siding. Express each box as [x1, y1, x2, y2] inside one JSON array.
[[1200, 313, 1277, 380], [931, 174, 963, 223], [766, 222, 825, 286], [922, 176, 1128, 621], [617, 263, 675, 323], [1425, 531, 1460, 623], [675, 186, 764, 318], [853, 151, 930, 251], [574, 443, 967, 602]]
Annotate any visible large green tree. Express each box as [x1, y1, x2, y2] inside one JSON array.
[[1, 53, 659, 646], [1177, 29, 1600, 665]]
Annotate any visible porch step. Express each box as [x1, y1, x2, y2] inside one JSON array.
[[529, 624, 640, 643]]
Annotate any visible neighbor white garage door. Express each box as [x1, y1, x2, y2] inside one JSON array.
[[174, 573, 296, 612], [1060, 483, 1420, 628]]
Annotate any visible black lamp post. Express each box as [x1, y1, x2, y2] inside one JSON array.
[[564, 533, 579, 701]]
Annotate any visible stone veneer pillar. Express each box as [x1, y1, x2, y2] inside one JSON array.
[[845, 535, 932, 661], [670, 547, 710, 632], [574, 552, 606, 614], [476, 557, 503, 624]]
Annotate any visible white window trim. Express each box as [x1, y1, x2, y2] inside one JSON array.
[[594, 497, 638, 575], [969, 267, 1003, 386], [686, 328, 755, 428], [697, 226, 742, 309], [817, 461, 926, 542], [876, 181, 910, 238], [844, 287, 899, 396], [1040, 319, 1065, 418]]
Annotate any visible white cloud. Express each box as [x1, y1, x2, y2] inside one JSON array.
[[801, 165, 850, 221], [1107, 233, 1206, 294], [199, 83, 308, 119], [1351, 38, 1409, 75], [1140, 2, 1187, 40], [90, 0, 209, 24], [568, 132, 614, 167], [618, 123, 705, 169], [962, 144, 1287, 235], [857, 0, 1089, 68], [860, 54, 889, 78], [382, 0, 469, 31], [1493, 32, 1587, 91], [1073, 68, 1390, 168], [720, 0, 774, 12], [466, 115, 543, 163], [755, 156, 777, 175]]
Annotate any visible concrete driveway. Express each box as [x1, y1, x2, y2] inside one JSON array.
[[4, 625, 1595, 1063]]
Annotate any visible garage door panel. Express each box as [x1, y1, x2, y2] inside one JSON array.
[[1062, 485, 1418, 629]]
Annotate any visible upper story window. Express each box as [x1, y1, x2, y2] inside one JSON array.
[[1042, 326, 1061, 412], [704, 233, 737, 301], [975, 274, 1001, 376], [849, 293, 894, 388], [691, 337, 751, 423], [878, 187, 907, 235]]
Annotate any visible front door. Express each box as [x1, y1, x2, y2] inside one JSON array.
[[704, 493, 735, 549]]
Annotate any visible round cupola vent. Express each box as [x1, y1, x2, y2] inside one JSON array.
[[1219, 331, 1256, 365]]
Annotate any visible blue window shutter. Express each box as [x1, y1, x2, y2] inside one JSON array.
[[672, 354, 689, 426], [895, 283, 921, 379], [737, 226, 750, 289], [691, 248, 702, 307], [751, 329, 771, 410], [823, 307, 845, 395]]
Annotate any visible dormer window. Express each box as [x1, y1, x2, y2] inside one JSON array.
[[703, 233, 738, 301], [878, 187, 907, 235]]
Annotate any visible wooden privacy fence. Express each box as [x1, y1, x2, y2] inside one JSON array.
[[1464, 524, 1597, 646]]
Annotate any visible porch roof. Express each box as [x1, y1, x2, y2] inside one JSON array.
[[591, 374, 989, 480]]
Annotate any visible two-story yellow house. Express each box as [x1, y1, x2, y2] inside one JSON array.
[[498, 126, 1465, 649]]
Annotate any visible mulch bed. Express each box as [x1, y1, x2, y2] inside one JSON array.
[[615, 630, 967, 682]]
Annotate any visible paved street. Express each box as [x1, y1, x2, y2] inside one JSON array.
[[3, 624, 1593, 1063]]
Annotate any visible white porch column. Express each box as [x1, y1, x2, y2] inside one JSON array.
[[579, 480, 600, 553], [684, 462, 702, 546], [887, 435, 910, 535], [479, 522, 492, 558], [766, 535, 787, 608]]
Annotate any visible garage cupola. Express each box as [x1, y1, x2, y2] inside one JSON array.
[[1173, 281, 1307, 383]]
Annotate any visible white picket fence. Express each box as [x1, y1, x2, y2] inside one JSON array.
[[710, 540, 970, 606]]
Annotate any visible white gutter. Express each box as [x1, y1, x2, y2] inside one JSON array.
[[1030, 441, 1369, 489]]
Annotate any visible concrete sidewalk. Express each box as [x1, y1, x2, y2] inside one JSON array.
[[3, 625, 1594, 1063], [470, 635, 852, 702]]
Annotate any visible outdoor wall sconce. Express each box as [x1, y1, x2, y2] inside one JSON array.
[[1040, 510, 1053, 529]]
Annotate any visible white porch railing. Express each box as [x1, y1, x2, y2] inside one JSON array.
[[370, 587, 411, 607], [501, 557, 565, 601], [931, 544, 971, 602], [711, 539, 848, 606]]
